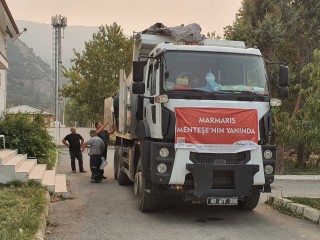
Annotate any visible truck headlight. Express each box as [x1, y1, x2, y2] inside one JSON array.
[[263, 150, 273, 159], [264, 165, 274, 175], [155, 95, 169, 103], [270, 98, 282, 107], [157, 163, 167, 173], [159, 148, 169, 158]]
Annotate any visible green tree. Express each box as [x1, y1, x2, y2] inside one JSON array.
[[61, 22, 133, 123], [224, 0, 320, 168], [291, 50, 320, 167], [224, 0, 285, 60], [206, 31, 222, 40], [64, 100, 93, 127], [224, 0, 320, 89], [224, 0, 287, 100], [276, 50, 320, 168]]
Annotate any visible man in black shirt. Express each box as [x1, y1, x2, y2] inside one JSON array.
[[62, 127, 87, 173]]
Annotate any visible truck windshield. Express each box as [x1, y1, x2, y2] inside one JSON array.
[[162, 51, 268, 95]]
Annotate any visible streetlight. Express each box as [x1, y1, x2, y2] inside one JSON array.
[[7, 28, 27, 48]]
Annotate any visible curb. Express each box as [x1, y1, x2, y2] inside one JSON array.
[[35, 190, 50, 240], [275, 175, 320, 180], [266, 195, 320, 226]]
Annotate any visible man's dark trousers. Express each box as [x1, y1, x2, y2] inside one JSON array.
[[90, 154, 102, 182], [69, 150, 84, 172]]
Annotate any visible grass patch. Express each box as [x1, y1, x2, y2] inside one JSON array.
[[286, 197, 320, 211], [279, 159, 320, 175], [0, 181, 47, 240], [266, 202, 302, 218]]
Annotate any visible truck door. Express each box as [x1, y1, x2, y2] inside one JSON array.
[[144, 60, 162, 139]]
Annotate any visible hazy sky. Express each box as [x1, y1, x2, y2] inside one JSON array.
[[8, 0, 242, 35]]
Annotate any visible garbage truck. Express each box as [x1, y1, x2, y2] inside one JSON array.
[[107, 23, 289, 212]]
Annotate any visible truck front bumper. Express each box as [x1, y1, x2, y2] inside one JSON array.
[[186, 163, 259, 198]]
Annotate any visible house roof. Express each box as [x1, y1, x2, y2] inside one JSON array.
[[1, 0, 19, 35], [6, 105, 52, 115]]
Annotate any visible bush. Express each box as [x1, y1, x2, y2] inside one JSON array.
[[37, 148, 57, 170], [0, 113, 56, 165]]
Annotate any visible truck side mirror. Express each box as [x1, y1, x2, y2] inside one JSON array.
[[132, 82, 145, 94], [133, 61, 144, 82], [278, 86, 288, 99], [279, 65, 289, 87]]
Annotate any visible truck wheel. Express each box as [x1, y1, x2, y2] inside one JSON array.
[[117, 147, 132, 185], [114, 146, 119, 180], [237, 188, 260, 210], [134, 158, 157, 212]]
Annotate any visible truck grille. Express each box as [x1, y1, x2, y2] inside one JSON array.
[[189, 151, 250, 165]]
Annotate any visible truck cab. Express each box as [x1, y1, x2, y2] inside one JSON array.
[[112, 33, 288, 212]]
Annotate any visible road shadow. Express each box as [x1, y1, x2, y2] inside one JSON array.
[[141, 190, 260, 225]]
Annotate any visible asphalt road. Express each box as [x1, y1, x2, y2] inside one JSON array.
[[46, 148, 320, 240]]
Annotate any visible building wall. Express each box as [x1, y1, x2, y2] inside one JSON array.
[[0, 4, 7, 114], [0, 1, 18, 114], [28, 115, 55, 128], [0, 69, 5, 113], [47, 127, 93, 145], [0, 4, 7, 44]]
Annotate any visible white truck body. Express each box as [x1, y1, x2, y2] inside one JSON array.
[[112, 31, 288, 212]]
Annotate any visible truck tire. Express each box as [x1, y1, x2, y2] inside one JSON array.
[[114, 146, 119, 180], [134, 158, 157, 212], [117, 147, 132, 185], [237, 188, 260, 210]]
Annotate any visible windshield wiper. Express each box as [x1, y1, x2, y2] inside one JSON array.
[[175, 88, 233, 94], [219, 90, 267, 99], [169, 88, 222, 98]]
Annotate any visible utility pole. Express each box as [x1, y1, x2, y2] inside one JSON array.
[[51, 15, 67, 126]]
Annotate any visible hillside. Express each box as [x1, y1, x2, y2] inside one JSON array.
[[6, 21, 99, 113], [16, 20, 99, 68], [7, 39, 55, 113]]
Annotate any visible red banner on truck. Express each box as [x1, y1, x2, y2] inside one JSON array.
[[175, 108, 258, 153]]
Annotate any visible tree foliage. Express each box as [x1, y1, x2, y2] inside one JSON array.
[[61, 23, 133, 124], [275, 50, 320, 167], [206, 31, 222, 40], [64, 100, 93, 127], [225, 0, 320, 81], [224, 0, 320, 168]]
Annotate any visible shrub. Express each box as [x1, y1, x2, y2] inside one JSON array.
[[37, 148, 57, 170], [0, 113, 56, 165]]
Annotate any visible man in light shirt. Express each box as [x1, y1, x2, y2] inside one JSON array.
[[82, 130, 105, 183]]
